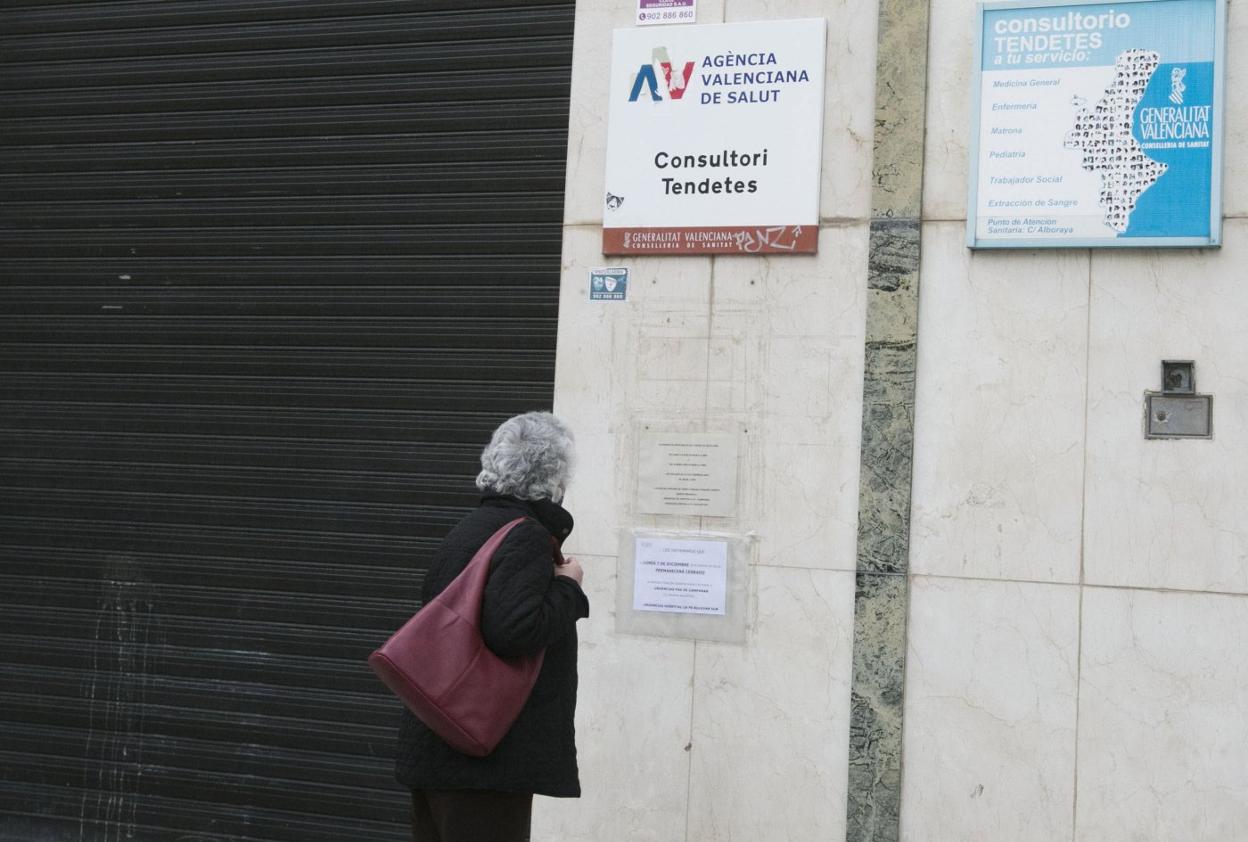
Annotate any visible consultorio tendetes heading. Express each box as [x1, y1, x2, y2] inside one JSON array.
[[652, 148, 768, 196], [991, 9, 1132, 59]]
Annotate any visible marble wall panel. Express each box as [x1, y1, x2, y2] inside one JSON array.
[[712, 226, 869, 340], [667, 316, 863, 569], [758, 439, 860, 570], [557, 426, 627, 560], [1075, 587, 1248, 842], [702, 329, 757, 418], [900, 577, 1079, 842], [712, 225, 869, 442], [845, 572, 908, 839], [1083, 219, 1248, 593], [919, 0, 974, 222], [555, 226, 715, 555], [555, 226, 714, 420], [1224, 0, 1247, 218], [849, 0, 931, 826], [556, 230, 628, 423], [534, 554, 697, 842], [686, 566, 855, 841], [702, 226, 869, 571], [562, 3, 637, 228], [753, 327, 863, 570], [725, 0, 880, 220], [855, 221, 922, 580], [909, 222, 1089, 583], [763, 335, 838, 424], [558, 228, 715, 419]]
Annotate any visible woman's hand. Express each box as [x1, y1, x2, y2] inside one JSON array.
[[554, 555, 584, 587]]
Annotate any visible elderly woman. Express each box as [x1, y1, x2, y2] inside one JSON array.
[[395, 411, 588, 842]]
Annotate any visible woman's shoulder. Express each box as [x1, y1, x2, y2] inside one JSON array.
[[440, 502, 546, 556], [494, 515, 555, 562]]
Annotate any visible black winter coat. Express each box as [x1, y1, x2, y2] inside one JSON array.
[[394, 494, 589, 797]]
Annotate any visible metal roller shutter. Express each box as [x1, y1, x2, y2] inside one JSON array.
[[0, 2, 573, 839]]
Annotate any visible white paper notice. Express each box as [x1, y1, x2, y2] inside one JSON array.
[[633, 537, 727, 615], [637, 431, 738, 516]]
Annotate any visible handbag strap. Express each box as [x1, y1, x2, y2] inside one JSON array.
[[438, 516, 564, 625], [437, 517, 528, 626]]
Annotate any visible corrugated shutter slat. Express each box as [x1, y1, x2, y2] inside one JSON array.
[[0, 2, 572, 839]]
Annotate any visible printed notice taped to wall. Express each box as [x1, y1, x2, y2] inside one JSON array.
[[633, 536, 727, 615], [637, 431, 738, 516], [617, 529, 752, 642]]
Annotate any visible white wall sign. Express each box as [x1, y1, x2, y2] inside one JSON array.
[[968, 0, 1226, 248], [603, 19, 827, 255], [637, 431, 738, 516], [633, 537, 727, 615]]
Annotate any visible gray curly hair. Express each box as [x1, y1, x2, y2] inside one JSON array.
[[475, 412, 575, 502]]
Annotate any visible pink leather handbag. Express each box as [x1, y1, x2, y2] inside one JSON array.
[[368, 517, 546, 757]]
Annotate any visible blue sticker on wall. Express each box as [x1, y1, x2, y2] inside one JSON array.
[[590, 267, 630, 301]]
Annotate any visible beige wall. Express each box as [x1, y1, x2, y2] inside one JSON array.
[[543, 0, 879, 838], [545, 0, 1248, 838], [902, 0, 1248, 838]]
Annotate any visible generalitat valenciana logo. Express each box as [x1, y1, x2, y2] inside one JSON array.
[[628, 47, 696, 102], [1169, 66, 1187, 105]]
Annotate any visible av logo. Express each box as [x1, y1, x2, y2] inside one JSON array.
[[628, 47, 696, 102]]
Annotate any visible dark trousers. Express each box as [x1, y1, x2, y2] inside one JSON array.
[[411, 789, 533, 842]]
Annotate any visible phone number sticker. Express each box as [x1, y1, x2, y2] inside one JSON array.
[[637, 0, 696, 26]]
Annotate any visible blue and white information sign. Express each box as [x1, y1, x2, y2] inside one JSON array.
[[968, 0, 1225, 248]]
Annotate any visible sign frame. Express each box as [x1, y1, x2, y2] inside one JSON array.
[[603, 18, 827, 256], [615, 529, 753, 644], [966, 0, 1227, 249], [636, 430, 739, 517]]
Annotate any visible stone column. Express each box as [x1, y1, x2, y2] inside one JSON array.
[[846, 0, 930, 837]]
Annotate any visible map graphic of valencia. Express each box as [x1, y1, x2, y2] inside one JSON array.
[[1064, 49, 1168, 233]]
